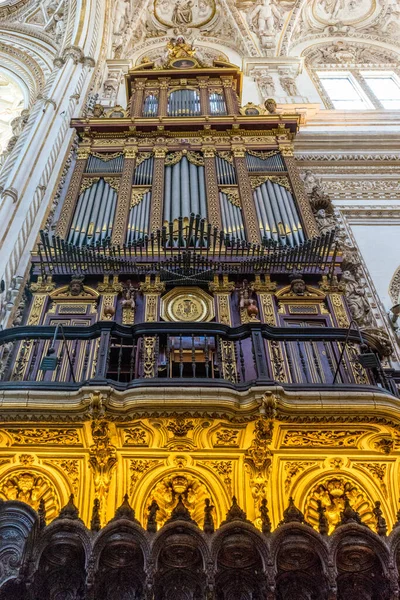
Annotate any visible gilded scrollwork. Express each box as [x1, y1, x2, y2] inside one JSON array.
[[282, 430, 367, 448], [5, 428, 80, 445], [0, 470, 60, 522]]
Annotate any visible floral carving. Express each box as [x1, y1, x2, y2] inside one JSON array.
[[88, 419, 117, 523], [284, 461, 314, 493], [167, 417, 194, 437], [282, 430, 366, 448], [6, 428, 80, 445], [215, 429, 239, 446], [123, 427, 148, 446], [51, 459, 80, 494], [129, 459, 160, 493]]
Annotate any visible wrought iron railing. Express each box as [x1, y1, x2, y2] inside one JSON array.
[[0, 322, 397, 395]]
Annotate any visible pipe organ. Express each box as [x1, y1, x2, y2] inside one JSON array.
[[2, 39, 399, 600]]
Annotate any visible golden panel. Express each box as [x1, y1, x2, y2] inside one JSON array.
[[161, 287, 215, 323]]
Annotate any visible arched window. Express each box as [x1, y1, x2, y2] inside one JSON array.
[[0, 70, 25, 156]]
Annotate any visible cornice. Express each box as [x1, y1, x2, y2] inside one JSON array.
[[0, 385, 399, 426]]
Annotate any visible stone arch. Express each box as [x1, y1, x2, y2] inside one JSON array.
[[0, 500, 37, 589], [331, 525, 391, 600], [271, 524, 330, 600], [91, 521, 148, 600], [29, 519, 91, 600], [152, 522, 210, 600], [133, 464, 228, 530], [212, 522, 268, 600]]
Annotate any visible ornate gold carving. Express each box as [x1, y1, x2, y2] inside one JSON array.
[[161, 287, 214, 323], [204, 151, 221, 228], [220, 340, 237, 383], [215, 294, 231, 325], [100, 294, 116, 320], [245, 417, 273, 475], [131, 186, 151, 207], [305, 477, 375, 534], [135, 151, 152, 165], [207, 460, 233, 496], [27, 294, 47, 325], [80, 177, 99, 193], [167, 417, 194, 437], [0, 471, 59, 522], [259, 294, 276, 326], [153, 146, 167, 158], [143, 336, 157, 377], [165, 150, 205, 166], [251, 275, 277, 293], [51, 459, 80, 494], [331, 293, 350, 328], [129, 459, 160, 493], [284, 461, 314, 494], [282, 430, 366, 447], [278, 143, 294, 157], [202, 146, 215, 158], [6, 429, 80, 445], [123, 427, 148, 445], [97, 275, 123, 294], [112, 153, 136, 245], [219, 186, 241, 207], [269, 340, 286, 382], [250, 175, 291, 192], [123, 146, 138, 160], [140, 276, 166, 294], [145, 295, 158, 322], [357, 463, 388, 497], [88, 418, 117, 523], [208, 275, 235, 294], [215, 428, 239, 446], [146, 473, 212, 528], [30, 276, 56, 294], [141, 277, 165, 322]]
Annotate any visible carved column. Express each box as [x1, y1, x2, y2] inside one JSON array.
[[251, 275, 277, 326], [140, 276, 165, 379], [56, 145, 89, 238], [111, 145, 137, 245], [280, 144, 319, 238], [233, 145, 260, 244], [221, 77, 238, 114], [209, 275, 235, 325], [198, 78, 210, 115], [202, 146, 222, 230], [150, 146, 167, 232], [131, 79, 147, 117], [158, 78, 169, 117]]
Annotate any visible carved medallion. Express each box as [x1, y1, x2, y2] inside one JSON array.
[[154, 0, 216, 29], [161, 287, 214, 322]]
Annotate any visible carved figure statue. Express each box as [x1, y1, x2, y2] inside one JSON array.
[[320, 0, 346, 19], [290, 274, 306, 296], [54, 14, 64, 42], [248, 0, 278, 35], [342, 270, 372, 326], [264, 98, 277, 114], [92, 104, 105, 118], [121, 280, 136, 309], [251, 69, 275, 98], [69, 276, 84, 296], [113, 0, 131, 35], [171, 0, 194, 26], [239, 279, 251, 310], [315, 209, 335, 235], [280, 75, 298, 97]]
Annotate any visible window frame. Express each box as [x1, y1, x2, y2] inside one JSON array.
[[316, 71, 374, 110]]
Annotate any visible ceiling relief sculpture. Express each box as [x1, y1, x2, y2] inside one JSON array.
[[312, 0, 377, 26], [154, 0, 216, 29]]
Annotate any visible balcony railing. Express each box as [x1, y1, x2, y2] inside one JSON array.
[[0, 322, 397, 396]]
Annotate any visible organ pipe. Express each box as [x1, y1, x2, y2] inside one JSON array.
[[168, 89, 201, 116], [245, 152, 285, 172], [86, 154, 124, 173], [163, 156, 207, 223], [133, 156, 154, 185], [126, 191, 151, 243], [253, 180, 304, 246], [68, 179, 117, 246], [219, 192, 245, 241], [143, 93, 158, 117], [209, 91, 227, 115], [215, 156, 237, 185]]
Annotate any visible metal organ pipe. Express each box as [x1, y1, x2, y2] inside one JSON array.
[[126, 156, 154, 243], [163, 155, 207, 224], [67, 178, 117, 246], [253, 181, 304, 247], [245, 152, 285, 172], [86, 154, 124, 173], [219, 192, 245, 241]]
